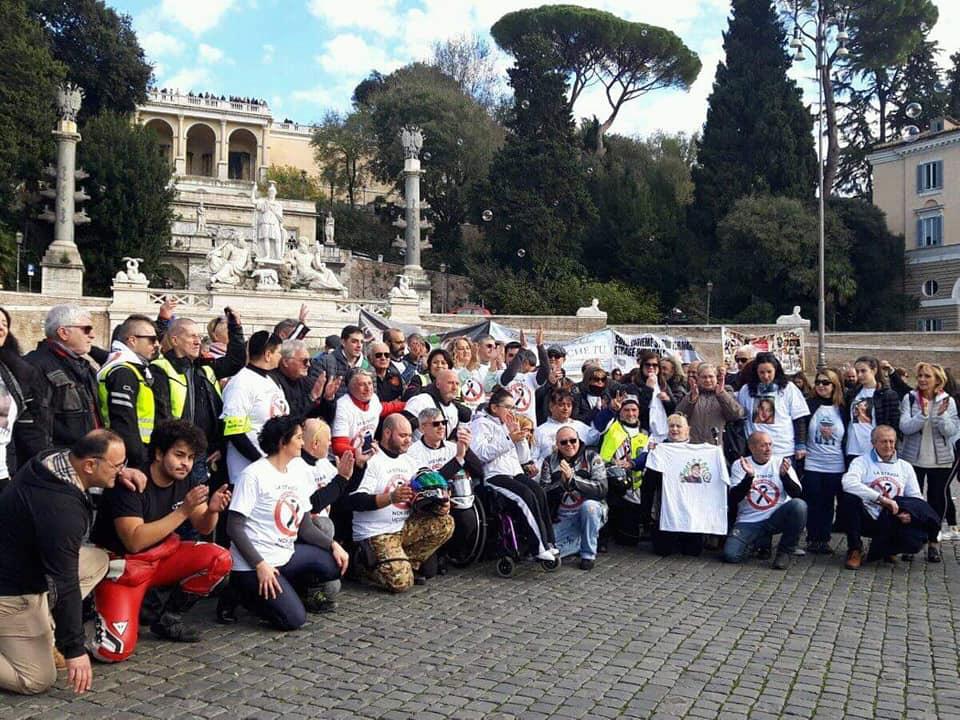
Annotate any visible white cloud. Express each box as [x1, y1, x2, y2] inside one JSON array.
[[140, 31, 184, 58], [307, 0, 401, 37], [262, 43, 275, 64], [198, 43, 227, 64], [164, 67, 214, 93], [160, 0, 236, 34], [271, 95, 284, 110], [931, 3, 960, 72], [315, 34, 403, 76]]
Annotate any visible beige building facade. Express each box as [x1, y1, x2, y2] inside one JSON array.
[[868, 117, 960, 331]]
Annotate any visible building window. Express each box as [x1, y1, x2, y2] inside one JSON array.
[[922, 280, 939, 296], [917, 215, 943, 247], [917, 160, 944, 193], [917, 318, 944, 332]]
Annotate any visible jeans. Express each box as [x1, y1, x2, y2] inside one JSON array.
[[553, 500, 607, 560], [232, 542, 341, 631], [723, 499, 807, 563], [803, 470, 842, 542]]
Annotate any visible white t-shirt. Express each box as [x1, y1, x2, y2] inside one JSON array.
[[646, 443, 730, 534], [351, 451, 417, 540], [500, 371, 540, 424], [737, 383, 810, 457], [842, 451, 922, 519], [648, 391, 669, 441], [288, 456, 337, 517], [730, 455, 800, 524], [405, 392, 459, 441], [229, 458, 315, 571], [458, 367, 486, 409], [331, 394, 382, 453], [846, 387, 876, 457], [805, 404, 846, 473], [221, 367, 290, 482], [0, 375, 18, 480], [407, 439, 457, 473]]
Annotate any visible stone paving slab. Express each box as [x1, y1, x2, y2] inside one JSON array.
[[4, 539, 960, 719]]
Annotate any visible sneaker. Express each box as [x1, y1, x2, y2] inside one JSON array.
[[755, 546, 772, 560], [773, 551, 791, 570], [791, 547, 806, 556], [302, 589, 338, 613], [900, 553, 913, 562], [150, 615, 200, 643], [845, 548, 863, 570], [413, 573, 427, 586], [928, 544, 943, 563], [548, 545, 561, 557], [536, 549, 557, 561], [579, 558, 595, 571]]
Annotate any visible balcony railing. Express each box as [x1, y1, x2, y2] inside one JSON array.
[[145, 90, 270, 116]]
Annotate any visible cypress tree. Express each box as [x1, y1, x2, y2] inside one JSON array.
[[945, 51, 960, 120], [889, 40, 947, 135], [690, 0, 817, 253]]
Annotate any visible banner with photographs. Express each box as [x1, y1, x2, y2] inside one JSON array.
[[558, 329, 702, 379], [721, 327, 805, 374]]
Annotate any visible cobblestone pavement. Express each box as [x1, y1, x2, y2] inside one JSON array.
[[5, 539, 960, 720]]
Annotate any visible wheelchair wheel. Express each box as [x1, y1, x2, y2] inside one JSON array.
[[540, 556, 561, 572], [495, 556, 515, 578], [446, 501, 487, 568]]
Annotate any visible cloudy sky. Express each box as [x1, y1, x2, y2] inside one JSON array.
[[112, 0, 960, 138]]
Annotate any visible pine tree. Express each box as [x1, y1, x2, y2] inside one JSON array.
[[889, 40, 946, 134], [689, 0, 817, 253], [479, 33, 595, 275], [946, 51, 960, 119]]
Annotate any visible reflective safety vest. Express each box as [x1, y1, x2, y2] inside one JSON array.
[[97, 362, 155, 443], [151, 356, 220, 419], [600, 421, 649, 492]]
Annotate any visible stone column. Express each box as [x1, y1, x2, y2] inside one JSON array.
[[218, 119, 228, 180], [258, 126, 268, 184], [403, 155, 422, 270], [41, 83, 86, 297], [175, 113, 186, 175]]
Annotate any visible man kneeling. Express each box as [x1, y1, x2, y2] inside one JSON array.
[[724, 431, 807, 570], [840, 425, 940, 569], [90, 420, 232, 662], [349, 414, 454, 592]]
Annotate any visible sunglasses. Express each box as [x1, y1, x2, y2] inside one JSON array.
[[297, 358, 310, 367], [735, 357, 749, 364], [558, 438, 579, 446], [429, 420, 449, 428], [814, 379, 833, 387], [372, 352, 391, 359], [132, 334, 159, 343], [66, 324, 94, 334], [643, 363, 660, 369]]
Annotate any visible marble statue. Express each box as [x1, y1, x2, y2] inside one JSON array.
[[252, 267, 279, 289], [56, 83, 84, 123], [285, 237, 347, 293], [389, 274, 418, 300], [207, 236, 251, 288], [252, 181, 285, 260], [776, 306, 807, 326], [576, 298, 607, 318], [323, 211, 335, 245], [196, 199, 207, 235], [400, 126, 424, 160], [114, 257, 148, 285]]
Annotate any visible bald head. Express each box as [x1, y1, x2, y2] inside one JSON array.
[[381, 413, 413, 454], [435, 368, 460, 403], [302, 418, 330, 459]]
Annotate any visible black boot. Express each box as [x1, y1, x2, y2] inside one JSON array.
[[215, 579, 239, 625], [150, 587, 201, 642]]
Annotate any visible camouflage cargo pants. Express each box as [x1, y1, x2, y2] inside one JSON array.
[[363, 514, 454, 593]]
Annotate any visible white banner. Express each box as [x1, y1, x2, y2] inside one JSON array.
[[721, 327, 805, 374], [558, 329, 702, 379]]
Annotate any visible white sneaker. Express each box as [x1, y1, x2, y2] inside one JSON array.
[[536, 549, 557, 561], [940, 528, 957, 542], [791, 547, 806, 556]]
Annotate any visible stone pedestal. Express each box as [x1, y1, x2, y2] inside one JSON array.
[[389, 295, 421, 325], [41, 242, 85, 296]]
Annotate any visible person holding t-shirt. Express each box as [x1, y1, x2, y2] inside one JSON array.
[[349, 414, 454, 592], [803, 369, 847, 554], [843, 355, 900, 464], [736, 352, 809, 461], [494, 329, 550, 426], [226, 416, 347, 630], [723, 432, 806, 569]]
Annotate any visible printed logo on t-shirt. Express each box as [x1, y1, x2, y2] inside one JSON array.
[[869, 475, 902, 499], [681, 458, 712, 484], [752, 396, 776, 424], [508, 380, 533, 412], [462, 377, 484, 404], [270, 394, 290, 418], [273, 491, 303, 537], [852, 398, 874, 424], [747, 478, 781, 510]]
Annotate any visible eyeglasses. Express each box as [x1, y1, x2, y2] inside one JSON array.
[[814, 379, 833, 387], [429, 420, 449, 428], [95, 457, 127, 473], [558, 438, 579, 446], [591, 377, 607, 384], [643, 363, 659, 369], [297, 358, 310, 367], [372, 352, 391, 359], [735, 357, 749, 364], [132, 335, 159, 343], [65, 325, 94, 334]]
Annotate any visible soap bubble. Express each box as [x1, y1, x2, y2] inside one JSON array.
[[423, 151, 432, 160], [521, 99, 530, 110], [586, 167, 594, 175], [552, 199, 560, 207], [517, 248, 526, 258], [456, 138, 464, 146], [481, 209, 493, 222], [905, 102, 922, 120], [505, 224, 512, 231]]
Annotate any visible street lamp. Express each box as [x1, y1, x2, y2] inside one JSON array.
[[439, 262, 448, 314], [15, 232, 23, 293], [791, 2, 848, 370], [706, 281, 714, 325]]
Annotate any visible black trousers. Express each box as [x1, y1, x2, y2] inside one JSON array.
[[914, 466, 952, 524], [487, 474, 556, 554]]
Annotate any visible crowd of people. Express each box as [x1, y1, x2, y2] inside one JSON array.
[[0, 301, 954, 696]]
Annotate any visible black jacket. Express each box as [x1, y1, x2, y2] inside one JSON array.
[[0, 453, 94, 658], [0, 347, 50, 475], [27, 340, 102, 449]]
